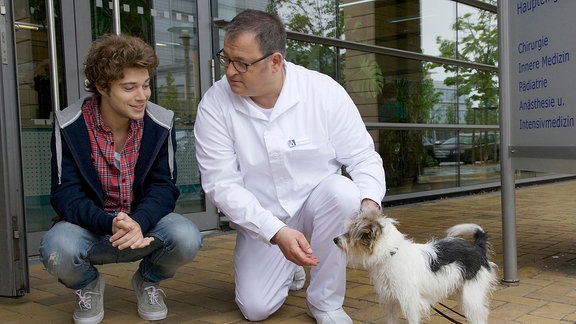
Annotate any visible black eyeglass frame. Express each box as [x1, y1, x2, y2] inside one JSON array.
[[216, 49, 275, 73]]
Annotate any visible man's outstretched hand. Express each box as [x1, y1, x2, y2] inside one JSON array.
[[272, 227, 320, 266]]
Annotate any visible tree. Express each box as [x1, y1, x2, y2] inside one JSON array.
[[271, 0, 342, 78], [434, 1, 499, 125], [90, 0, 153, 40], [379, 69, 441, 186], [158, 72, 191, 125]]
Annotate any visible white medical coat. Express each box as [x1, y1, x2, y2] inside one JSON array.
[[194, 61, 386, 243]]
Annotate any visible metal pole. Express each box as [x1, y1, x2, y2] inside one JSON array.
[[112, 0, 121, 35], [45, 0, 60, 111], [497, 0, 519, 284], [181, 31, 191, 102]]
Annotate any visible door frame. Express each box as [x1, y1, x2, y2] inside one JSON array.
[[0, 0, 29, 297]]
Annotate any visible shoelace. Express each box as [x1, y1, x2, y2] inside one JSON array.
[[75, 289, 99, 310], [144, 285, 166, 305]]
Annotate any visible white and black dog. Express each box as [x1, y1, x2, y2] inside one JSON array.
[[334, 208, 497, 324]]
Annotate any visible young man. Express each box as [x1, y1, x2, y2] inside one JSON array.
[[39, 34, 202, 324], [194, 9, 386, 324]]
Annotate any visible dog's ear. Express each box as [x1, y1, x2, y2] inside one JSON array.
[[359, 221, 382, 251], [360, 208, 384, 221]]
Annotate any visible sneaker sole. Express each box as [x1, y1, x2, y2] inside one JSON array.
[[73, 311, 104, 324], [138, 309, 168, 321]]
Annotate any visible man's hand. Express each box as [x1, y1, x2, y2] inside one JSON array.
[[272, 227, 320, 266], [110, 212, 154, 250], [361, 198, 380, 212]]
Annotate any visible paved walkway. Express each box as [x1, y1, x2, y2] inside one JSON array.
[[2, 180, 576, 323]]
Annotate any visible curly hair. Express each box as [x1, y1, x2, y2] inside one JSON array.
[[83, 34, 159, 95]]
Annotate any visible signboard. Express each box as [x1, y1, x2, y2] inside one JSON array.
[[506, 0, 576, 173]]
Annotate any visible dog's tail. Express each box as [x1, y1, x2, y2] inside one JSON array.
[[446, 223, 489, 255]]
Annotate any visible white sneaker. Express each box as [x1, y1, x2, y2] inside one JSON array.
[[289, 266, 306, 291], [306, 302, 352, 324]]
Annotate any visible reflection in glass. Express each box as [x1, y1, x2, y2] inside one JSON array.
[[287, 40, 339, 80], [211, 0, 541, 198], [339, 0, 423, 54], [421, 0, 456, 57], [433, 2, 499, 128], [91, 0, 204, 214], [16, 0, 63, 232], [278, 1, 340, 38]]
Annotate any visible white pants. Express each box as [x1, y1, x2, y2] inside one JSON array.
[[234, 174, 361, 321]]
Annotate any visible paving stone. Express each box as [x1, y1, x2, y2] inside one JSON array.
[[3, 180, 576, 323]]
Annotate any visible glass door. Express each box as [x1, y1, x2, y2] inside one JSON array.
[[89, 0, 217, 229], [17, 0, 219, 258], [15, 0, 64, 256], [0, 0, 29, 296]]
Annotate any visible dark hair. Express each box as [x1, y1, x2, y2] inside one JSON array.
[[83, 34, 159, 95], [224, 9, 286, 56]]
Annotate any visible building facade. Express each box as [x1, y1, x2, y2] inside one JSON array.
[[0, 0, 556, 296]]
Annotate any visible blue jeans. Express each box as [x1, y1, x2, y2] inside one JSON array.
[[39, 213, 202, 290]]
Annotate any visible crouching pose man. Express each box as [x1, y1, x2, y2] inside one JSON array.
[[194, 9, 386, 324], [39, 34, 202, 324]]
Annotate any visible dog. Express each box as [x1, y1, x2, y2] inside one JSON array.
[[334, 208, 497, 324]]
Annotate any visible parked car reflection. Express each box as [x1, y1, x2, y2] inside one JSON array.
[[422, 136, 437, 164], [434, 133, 499, 164]]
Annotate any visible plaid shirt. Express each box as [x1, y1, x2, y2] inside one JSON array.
[[82, 98, 143, 214]]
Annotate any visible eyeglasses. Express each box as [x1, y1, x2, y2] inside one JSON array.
[[216, 49, 274, 73]]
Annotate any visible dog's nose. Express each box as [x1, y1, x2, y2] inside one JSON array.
[[333, 237, 339, 244]]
